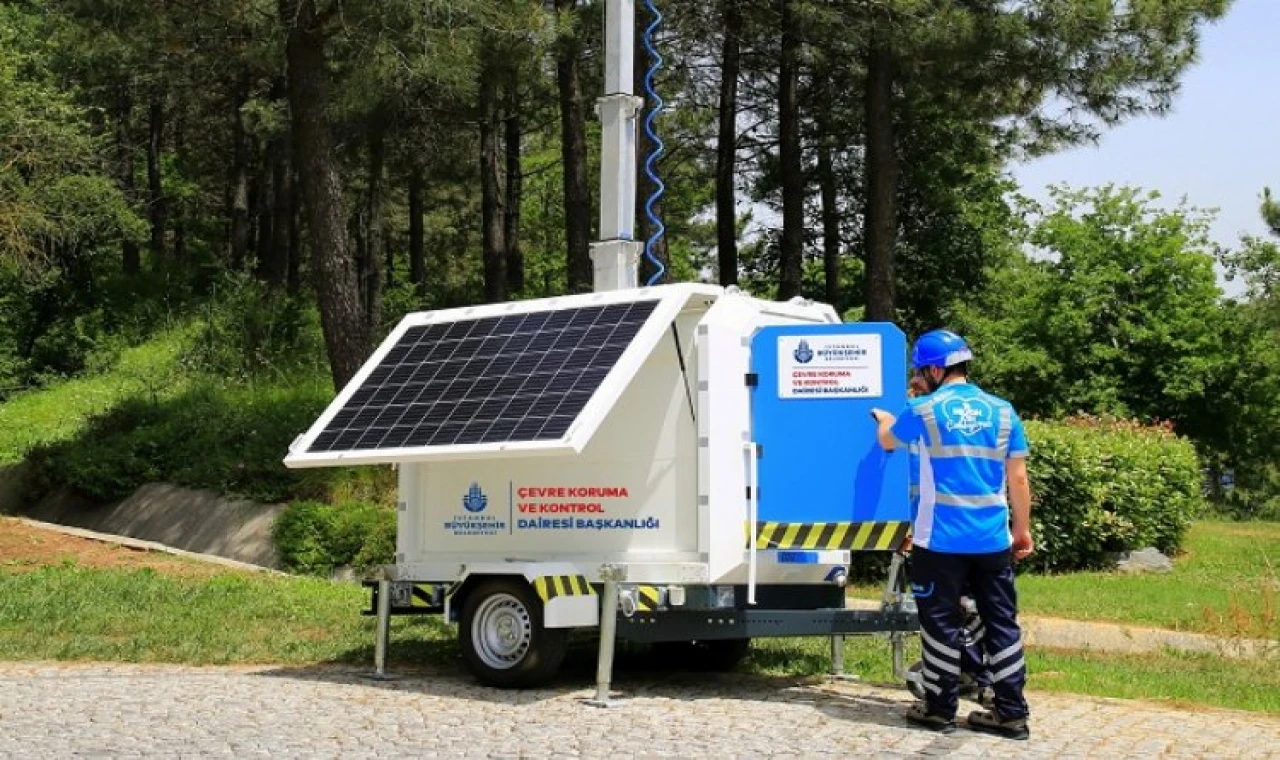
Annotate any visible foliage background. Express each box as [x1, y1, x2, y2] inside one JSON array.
[[1, 0, 1275, 574]]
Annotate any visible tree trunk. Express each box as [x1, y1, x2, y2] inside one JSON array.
[[715, 0, 742, 286], [777, 0, 804, 300], [352, 208, 367, 315], [556, 0, 592, 293], [364, 115, 386, 331], [146, 95, 166, 266], [408, 162, 425, 295], [504, 67, 525, 295], [286, 161, 301, 296], [479, 46, 507, 303], [863, 44, 897, 322], [263, 138, 291, 289], [228, 86, 251, 271], [116, 87, 139, 275], [254, 143, 274, 278], [384, 237, 394, 291], [280, 0, 369, 389], [817, 131, 841, 310], [172, 118, 186, 263]]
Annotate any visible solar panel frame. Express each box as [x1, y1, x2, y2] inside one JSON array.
[[284, 284, 721, 468]]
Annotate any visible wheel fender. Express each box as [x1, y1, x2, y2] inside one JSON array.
[[542, 594, 599, 628], [529, 570, 598, 628], [451, 563, 600, 629]]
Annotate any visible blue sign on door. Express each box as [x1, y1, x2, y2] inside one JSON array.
[[750, 323, 910, 524]]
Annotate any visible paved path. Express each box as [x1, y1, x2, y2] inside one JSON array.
[[0, 663, 1275, 759]]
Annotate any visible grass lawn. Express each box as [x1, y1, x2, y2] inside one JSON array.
[[1017, 520, 1280, 639], [1, 519, 1277, 713], [849, 520, 1280, 640], [0, 328, 192, 464], [0, 565, 388, 665], [0, 555, 1276, 713]]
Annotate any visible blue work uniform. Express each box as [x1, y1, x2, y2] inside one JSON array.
[[909, 442, 989, 690], [892, 381, 1029, 720]]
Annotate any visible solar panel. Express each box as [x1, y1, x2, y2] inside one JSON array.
[[301, 299, 659, 455]]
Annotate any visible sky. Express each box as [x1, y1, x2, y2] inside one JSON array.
[[1010, 0, 1279, 296]]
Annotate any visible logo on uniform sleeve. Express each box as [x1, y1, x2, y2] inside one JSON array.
[[462, 483, 488, 513], [793, 339, 814, 364], [943, 398, 994, 436]]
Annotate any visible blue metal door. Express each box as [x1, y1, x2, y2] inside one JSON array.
[[750, 323, 910, 527]]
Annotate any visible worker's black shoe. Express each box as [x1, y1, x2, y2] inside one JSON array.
[[966, 709, 1030, 740], [905, 702, 956, 734]]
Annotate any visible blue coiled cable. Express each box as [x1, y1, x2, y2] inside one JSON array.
[[641, 0, 666, 286]]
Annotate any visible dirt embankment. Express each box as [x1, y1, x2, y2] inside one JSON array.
[[19, 483, 283, 569], [0, 516, 231, 576]]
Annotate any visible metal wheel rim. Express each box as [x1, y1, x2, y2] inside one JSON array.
[[471, 592, 533, 670]]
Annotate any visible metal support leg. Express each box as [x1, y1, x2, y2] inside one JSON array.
[[882, 552, 905, 607], [891, 631, 907, 681], [585, 564, 626, 707], [366, 578, 397, 681], [884, 552, 914, 682], [586, 577, 622, 707], [827, 595, 858, 681]]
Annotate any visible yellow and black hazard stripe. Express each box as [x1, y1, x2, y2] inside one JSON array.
[[409, 584, 438, 608], [364, 580, 453, 615], [407, 582, 459, 608], [634, 585, 662, 612], [533, 575, 597, 602], [752, 521, 910, 552]]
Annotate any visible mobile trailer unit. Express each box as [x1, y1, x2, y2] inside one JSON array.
[[285, 283, 919, 688]]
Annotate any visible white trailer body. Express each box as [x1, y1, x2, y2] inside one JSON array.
[[285, 284, 917, 686], [284, 284, 846, 592]]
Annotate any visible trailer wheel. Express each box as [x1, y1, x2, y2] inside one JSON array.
[[459, 578, 568, 688], [653, 638, 752, 672]]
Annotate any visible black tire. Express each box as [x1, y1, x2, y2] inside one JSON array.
[[652, 638, 752, 672], [459, 578, 568, 688]]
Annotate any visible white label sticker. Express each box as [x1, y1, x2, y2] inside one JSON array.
[[778, 334, 883, 398]]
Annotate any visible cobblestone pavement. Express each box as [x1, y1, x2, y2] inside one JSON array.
[[0, 663, 1276, 759]]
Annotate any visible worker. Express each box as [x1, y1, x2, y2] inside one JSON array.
[[903, 371, 991, 708], [871, 329, 1033, 740]]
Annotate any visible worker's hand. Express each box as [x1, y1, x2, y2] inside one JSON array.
[[870, 408, 894, 425], [1011, 528, 1034, 562], [900, 534, 913, 553]]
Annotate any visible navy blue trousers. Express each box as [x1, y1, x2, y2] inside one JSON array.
[[957, 596, 989, 687], [910, 546, 1029, 720]]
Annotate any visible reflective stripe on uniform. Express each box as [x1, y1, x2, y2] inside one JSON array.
[[996, 406, 1012, 455], [934, 493, 1008, 508], [934, 444, 1004, 460]]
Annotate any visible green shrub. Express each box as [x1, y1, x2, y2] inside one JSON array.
[[1215, 462, 1280, 522], [274, 500, 395, 575], [182, 274, 325, 381], [23, 376, 333, 504], [1025, 416, 1204, 572], [854, 416, 1203, 579]]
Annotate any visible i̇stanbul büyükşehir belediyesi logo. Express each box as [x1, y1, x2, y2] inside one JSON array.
[[793, 339, 814, 364], [462, 482, 488, 513]]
